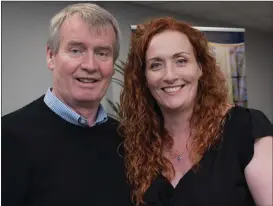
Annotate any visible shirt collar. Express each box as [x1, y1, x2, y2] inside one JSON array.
[[44, 87, 108, 127]]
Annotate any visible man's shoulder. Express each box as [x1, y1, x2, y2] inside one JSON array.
[[106, 116, 120, 125], [100, 116, 119, 130], [97, 116, 121, 134], [2, 95, 45, 126]]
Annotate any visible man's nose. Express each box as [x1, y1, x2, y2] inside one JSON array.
[[81, 52, 99, 72]]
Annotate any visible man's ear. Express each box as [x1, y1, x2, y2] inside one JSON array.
[[46, 45, 55, 71]]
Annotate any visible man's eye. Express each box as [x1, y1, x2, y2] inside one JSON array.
[[98, 52, 108, 57], [71, 49, 81, 54]]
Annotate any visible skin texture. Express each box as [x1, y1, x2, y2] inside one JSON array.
[[46, 14, 116, 125]]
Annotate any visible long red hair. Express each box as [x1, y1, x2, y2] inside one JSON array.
[[119, 17, 228, 205]]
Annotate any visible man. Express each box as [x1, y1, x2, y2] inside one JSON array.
[[2, 3, 132, 206]]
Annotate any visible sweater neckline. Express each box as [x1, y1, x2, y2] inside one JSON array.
[[38, 95, 114, 132]]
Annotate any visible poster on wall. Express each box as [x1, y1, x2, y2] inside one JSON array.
[[131, 25, 247, 107], [199, 27, 247, 107]]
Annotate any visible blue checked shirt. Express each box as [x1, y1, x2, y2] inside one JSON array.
[[44, 88, 108, 127]]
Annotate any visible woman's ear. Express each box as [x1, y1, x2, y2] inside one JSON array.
[[198, 63, 203, 77]]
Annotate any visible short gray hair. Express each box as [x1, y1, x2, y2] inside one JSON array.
[[47, 3, 121, 60]]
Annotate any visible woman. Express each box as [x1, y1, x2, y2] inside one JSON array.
[[119, 17, 272, 206]]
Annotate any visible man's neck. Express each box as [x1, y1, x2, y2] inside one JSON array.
[[52, 88, 100, 126], [72, 103, 99, 126]]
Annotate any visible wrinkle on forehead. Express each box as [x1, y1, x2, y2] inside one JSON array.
[[63, 14, 115, 37]]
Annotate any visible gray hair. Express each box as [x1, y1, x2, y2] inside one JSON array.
[[47, 3, 121, 61]]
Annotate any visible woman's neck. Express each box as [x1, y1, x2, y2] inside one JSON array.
[[162, 107, 193, 141]]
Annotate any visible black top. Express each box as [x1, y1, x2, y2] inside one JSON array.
[[2, 96, 133, 206], [142, 106, 273, 206]]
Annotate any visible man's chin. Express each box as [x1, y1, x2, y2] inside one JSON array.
[[72, 94, 100, 104]]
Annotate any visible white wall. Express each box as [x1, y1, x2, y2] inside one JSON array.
[[2, 2, 273, 121], [245, 30, 273, 121]]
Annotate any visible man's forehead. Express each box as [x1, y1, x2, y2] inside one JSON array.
[[62, 14, 114, 35]]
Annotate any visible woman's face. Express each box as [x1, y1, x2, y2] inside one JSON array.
[[145, 30, 202, 113]]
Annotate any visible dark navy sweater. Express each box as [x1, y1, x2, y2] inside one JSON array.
[[2, 96, 133, 206]]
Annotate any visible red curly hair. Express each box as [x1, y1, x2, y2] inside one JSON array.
[[119, 17, 229, 205]]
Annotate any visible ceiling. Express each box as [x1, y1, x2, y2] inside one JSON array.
[[132, 1, 273, 33]]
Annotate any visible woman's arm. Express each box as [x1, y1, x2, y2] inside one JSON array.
[[245, 136, 272, 206]]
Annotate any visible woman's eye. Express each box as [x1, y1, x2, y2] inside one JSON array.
[[177, 58, 187, 65], [151, 62, 162, 70]]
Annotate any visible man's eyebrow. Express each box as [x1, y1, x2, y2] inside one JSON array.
[[95, 46, 113, 51], [67, 41, 85, 47], [66, 42, 113, 52]]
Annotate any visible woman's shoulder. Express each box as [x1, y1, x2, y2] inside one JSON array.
[[223, 105, 272, 168], [226, 106, 273, 138]]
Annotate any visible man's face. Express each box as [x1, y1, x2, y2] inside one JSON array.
[[47, 14, 116, 108]]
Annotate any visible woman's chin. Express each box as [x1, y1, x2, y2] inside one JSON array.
[[160, 103, 186, 112]]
